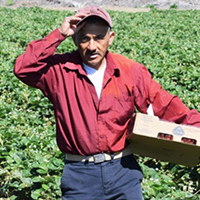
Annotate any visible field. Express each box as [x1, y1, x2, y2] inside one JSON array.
[[0, 6, 200, 200]]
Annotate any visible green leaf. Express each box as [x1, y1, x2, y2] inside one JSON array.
[[31, 189, 42, 200], [36, 169, 47, 175], [42, 184, 49, 190]]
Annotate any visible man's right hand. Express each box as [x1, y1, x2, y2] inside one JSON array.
[[58, 12, 90, 38]]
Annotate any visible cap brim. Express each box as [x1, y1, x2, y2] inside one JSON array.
[[76, 14, 111, 27]]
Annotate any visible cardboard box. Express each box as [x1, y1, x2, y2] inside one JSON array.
[[128, 113, 200, 167]]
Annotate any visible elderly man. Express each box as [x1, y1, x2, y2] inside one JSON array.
[[14, 5, 200, 200]]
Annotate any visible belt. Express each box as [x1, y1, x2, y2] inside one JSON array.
[[65, 145, 133, 164]]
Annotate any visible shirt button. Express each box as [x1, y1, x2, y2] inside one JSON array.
[[99, 116, 103, 120], [100, 135, 104, 139]]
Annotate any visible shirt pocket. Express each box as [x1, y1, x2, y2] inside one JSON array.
[[114, 95, 135, 125]]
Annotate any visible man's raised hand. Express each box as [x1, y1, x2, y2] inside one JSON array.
[[58, 12, 89, 38]]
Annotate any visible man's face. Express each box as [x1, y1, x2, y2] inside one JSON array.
[[75, 20, 115, 70]]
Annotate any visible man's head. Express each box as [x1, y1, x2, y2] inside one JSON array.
[[73, 6, 115, 70]]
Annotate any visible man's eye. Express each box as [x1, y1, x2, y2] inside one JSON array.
[[81, 37, 89, 42], [96, 36, 104, 40]]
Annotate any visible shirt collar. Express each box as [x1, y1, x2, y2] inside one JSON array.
[[63, 50, 86, 75], [63, 50, 120, 77], [105, 51, 120, 77]]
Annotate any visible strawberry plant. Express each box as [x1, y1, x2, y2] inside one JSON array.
[[0, 6, 200, 199]]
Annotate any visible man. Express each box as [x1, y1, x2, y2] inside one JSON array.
[[14, 5, 200, 200]]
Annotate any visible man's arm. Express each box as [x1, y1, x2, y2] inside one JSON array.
[[14, 12, 89, 88], [133, 62, 200, 127], [14, 29, 65, 88]]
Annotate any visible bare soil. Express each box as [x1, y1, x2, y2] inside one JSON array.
[[1, 0, 200, 11]]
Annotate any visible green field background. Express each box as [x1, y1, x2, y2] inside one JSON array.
[[0, 6, 200, 200]]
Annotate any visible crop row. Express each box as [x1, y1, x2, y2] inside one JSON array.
[[0, 6, 200, 199]]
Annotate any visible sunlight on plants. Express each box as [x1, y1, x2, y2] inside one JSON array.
[[0, 6, 200, 199]]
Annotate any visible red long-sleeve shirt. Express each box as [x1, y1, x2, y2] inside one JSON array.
[[14, 29, 200, 155]]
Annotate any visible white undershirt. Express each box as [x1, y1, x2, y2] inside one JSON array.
[[83, 62, 106, 99]]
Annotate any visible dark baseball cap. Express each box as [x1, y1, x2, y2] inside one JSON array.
[[76, 6, 112, 28]]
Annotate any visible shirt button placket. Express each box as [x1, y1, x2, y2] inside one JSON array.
[[98, 115, 106, 151]]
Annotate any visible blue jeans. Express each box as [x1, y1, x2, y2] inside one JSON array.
[[61, 154, 143, 200]]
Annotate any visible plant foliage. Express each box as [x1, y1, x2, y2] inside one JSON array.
[[0, 6, 200, 199]]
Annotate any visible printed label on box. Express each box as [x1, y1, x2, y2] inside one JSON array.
[[173, 126, 185, 136]]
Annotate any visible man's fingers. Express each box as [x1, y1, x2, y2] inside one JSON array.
[[59, 12, 90, 38], [75, 11, 90, 18], [66, 12, 90, 26]]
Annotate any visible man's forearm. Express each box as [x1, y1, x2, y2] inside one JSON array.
[[14, 29, 65, 87]]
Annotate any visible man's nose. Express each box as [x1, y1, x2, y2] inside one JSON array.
[[87, 39, 97, 51]]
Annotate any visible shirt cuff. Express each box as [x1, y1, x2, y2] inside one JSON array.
[[46, 28, 66, 44]]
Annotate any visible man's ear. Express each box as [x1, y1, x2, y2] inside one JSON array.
[[109, 31, 115, 46]]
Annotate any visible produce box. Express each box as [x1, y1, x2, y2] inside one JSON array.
[[128, 113, 200, 167]]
